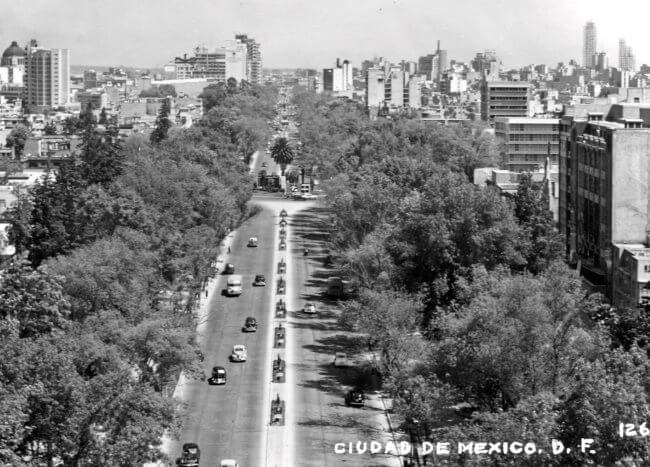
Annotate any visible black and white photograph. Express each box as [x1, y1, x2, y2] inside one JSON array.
[[2, 1, 650, 465]]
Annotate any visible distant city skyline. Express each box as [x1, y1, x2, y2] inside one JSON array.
[[3, 0, 650, 70]]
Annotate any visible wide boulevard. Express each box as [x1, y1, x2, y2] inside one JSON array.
[[168, 150, 400, 466]]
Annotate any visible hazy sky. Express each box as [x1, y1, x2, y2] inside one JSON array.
[[3, 0, 650, 70]]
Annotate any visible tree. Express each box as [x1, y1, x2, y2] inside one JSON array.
[[6, 124, 29, 158], [232, 117, 267, 164], [0, 259, 70, 338], [285, 169, 300, 185], [62, 116, 80, 136], [199, 83, 228, 112], [150, 99, 172, 145], [513, 172, 564, 274], [98, 108, 108, 125], [78, 126, 124, 187], [270, 136, 294, 175], [79, 102, 97, 132], [43, 121, 57, 135], [157, 84, 176, 98]]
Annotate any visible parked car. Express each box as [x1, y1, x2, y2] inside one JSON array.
[[220, 460, 239, 467], [242, 317, 257, 332], [208, 366, 227, 385], [345, 389, 365, 407], [247, 237, 258, 247], [253, 274, 266, 286], [277, 279, 286, 294], [333, 352, 351, 367], [224, 263, 235, 274], [278, 259, 286, 273], [279, 218, 287, 227], [230, 345, 247, 362], [262, 161, 267, 167], [279, 241, 286, 250], [280, 209, 288, 218], [303, 302, 316, 314]]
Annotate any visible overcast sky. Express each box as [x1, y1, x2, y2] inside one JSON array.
[[3, 0, 650, 70]]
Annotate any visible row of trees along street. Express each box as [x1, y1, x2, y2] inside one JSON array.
[[0, 81, 277, 466], [292, 87, 650, 466]]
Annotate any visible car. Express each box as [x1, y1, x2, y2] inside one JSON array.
[[208, 366, 227, 385], [333, 352, 351, 367], [253, 274, 266, 286], [182, 443, 200, 460], [345, 389, 365, 407], [301, 193, 318, 200], [220, 460, 239, 467], [224, 263, 235, 274], [280, 209, 288, 218], [230, 344, 247, 362], [277, 280, 286, 294], [279, 240, 287, 250], [243, 317, 257, 332], [262, 161, 268, 167], [279, 219, 288, 227], [303, 302, 316, 314], [247, 237, 258, 247]]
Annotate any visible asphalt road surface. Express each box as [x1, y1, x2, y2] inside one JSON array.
[[169, 149, 399, 466], [287, 208, 400, 467]]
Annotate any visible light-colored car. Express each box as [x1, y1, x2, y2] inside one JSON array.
[[230, 345, 247, 362], [333, 352, 351, 367], [303, 302, 316, 314], [301, 193, 318, 200], [220, 460, 239, 467]]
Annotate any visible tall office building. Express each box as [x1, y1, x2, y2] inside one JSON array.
[[619, 39, 636, 72], [234, 34, 262, 84], [583, 22, 597, 68], [24, 41, 70, 108]]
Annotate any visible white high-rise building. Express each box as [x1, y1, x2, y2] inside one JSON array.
[[583, 22, 597, 68]]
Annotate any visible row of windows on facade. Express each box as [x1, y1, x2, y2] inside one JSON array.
[[508, 134, 560, 141], [579, 148, 604, 167], [511, 144, 559, 152]]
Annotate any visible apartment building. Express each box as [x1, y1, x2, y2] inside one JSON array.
[[559, 104, 650, 304], [24, 41, 70, 109]]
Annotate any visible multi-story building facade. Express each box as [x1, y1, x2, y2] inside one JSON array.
[[365, 67, 422, 115], [24, 41, 70, 109], [583, 22, 597, 68], [619, 39, 636, 72], [167, 34, 262, 83], [366, 68, 385, 108], [495, 117, 559, 172], [480, 81, 531, 121], [559, 104, 650, 304], [235, 34, 262, 84]]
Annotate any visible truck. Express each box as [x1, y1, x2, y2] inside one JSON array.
[[225, 275, 243, 296]]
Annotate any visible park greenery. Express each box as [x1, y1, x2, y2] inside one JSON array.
[[292, 87, 650, 465], [0, 82, 276, 465]]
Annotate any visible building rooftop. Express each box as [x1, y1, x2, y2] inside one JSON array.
[[495, 117, 559, 124]]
